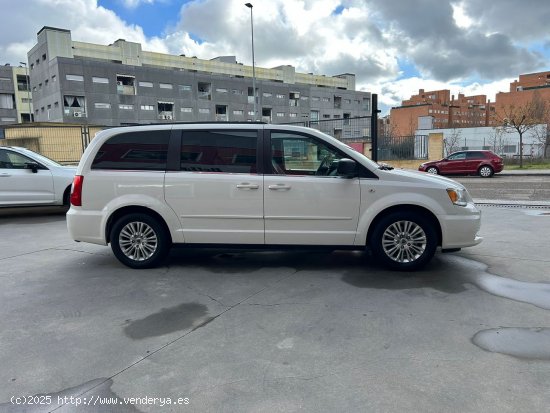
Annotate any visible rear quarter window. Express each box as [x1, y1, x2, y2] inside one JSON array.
[[92, 130, 170, 170]]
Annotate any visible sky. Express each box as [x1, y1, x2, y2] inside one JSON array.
[[0, 0, 549, 115]]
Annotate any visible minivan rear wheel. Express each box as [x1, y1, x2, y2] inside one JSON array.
[[370, 212, 437, 271], [110, 213, 170, 268]]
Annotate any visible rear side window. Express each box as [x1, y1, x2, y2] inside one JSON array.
[[466, 152, 485, 159], [180, 130, 257, 173], [92, 130, 170, 170]]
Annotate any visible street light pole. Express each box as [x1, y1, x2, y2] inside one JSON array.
[[19, 62, 31, 123], [245, 2, 257, 121]]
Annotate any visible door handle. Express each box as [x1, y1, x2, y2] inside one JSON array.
[[268, 184, 291, 190], [236, 183, 259, 190]]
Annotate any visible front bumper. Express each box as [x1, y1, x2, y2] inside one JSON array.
[[438, 203, 483, 249]]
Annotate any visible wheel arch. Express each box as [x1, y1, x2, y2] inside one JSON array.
[[366, 204, 442, 247], [106, 206, 172, 244]]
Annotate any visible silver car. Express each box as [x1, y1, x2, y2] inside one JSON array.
[[0, 146, 76, 207]]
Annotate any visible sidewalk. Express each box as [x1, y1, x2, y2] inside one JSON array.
[[500, 168, 550, 176]]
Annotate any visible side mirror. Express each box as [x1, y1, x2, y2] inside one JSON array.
[[25, 162, 39, 173], [337, 158, 356, 178]]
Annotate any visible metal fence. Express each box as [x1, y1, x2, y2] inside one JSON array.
[[377, 135, 428, 160], [279, 116, 372, 142]]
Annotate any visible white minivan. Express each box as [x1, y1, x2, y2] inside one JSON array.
[[67, 123, 482, 270]]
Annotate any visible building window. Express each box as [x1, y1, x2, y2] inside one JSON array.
[[66, 74, 84, 82], [45, 79, 49, 87], [248, 110, 255, 116], [334, 96, 342, 109], [140, 105, 154, 111], [311, 96, 320, 102], [52, 75, 56, 82], [322, 97, 330, 102], [158, 101, 174, 120], [232, 89, 243, 95], [64, 95, 87, 117], [0, 94, 15, 109], [95, 103, 111, 109], [276, 94, 285, 99], [181, 107, 193, 113], [179, 84, 191, 92], [42, 53, 46, 61], [300, 96, 309, 101], [0, 77, 10, 82], [198, 82, 212, 100], [0, 117, 16, 122], [322, 114, 330, 119], [116, 75, 136, 95], [118, 104, 134, 110], [363, 98, 370, 112], [289, 113, 297, 118], [263, 92, 272, 98], [233, 110, 244, 115], [54, 101, 59, 108], [92, 77, 109, 84], [198, 108, 210, 114], [216, 88, 228, 93], [139, 81, 153, 88], [159, 83, 173, 89], [276, 112, 285, 117]]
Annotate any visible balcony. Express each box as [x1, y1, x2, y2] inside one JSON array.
[[117, 84, 135, 95]]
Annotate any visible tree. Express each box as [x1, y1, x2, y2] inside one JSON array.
[[487, 127, 509, 156], [444, 127, 462, 156], [496, 92, 548, 167]]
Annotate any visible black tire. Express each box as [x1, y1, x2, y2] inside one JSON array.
[[369, 211, 438, 271], [426, 166, 439, 175], [110, 213, 170, 269], [63, 186, 71, 206], [478, 165, 494, 178]]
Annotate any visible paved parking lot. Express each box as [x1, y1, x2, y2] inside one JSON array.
[[1, 204, 550, 412]]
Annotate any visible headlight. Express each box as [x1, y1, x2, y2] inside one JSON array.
[[446, 188, 468, 206]]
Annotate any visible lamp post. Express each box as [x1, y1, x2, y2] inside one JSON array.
[[19, 62, 31, 123], [245, 2, 257, 121]]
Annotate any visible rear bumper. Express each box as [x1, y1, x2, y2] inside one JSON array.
[[66, 207, 107, 245]]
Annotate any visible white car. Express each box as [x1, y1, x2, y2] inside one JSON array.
[[0, 146, 76, 207], [67, 124, 482, 270]]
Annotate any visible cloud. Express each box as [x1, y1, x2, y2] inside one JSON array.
[[120, 0, 155, 8]]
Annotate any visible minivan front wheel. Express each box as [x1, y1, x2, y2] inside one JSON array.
[[110, 213, 170, 268], [370, 212, 437, 271]]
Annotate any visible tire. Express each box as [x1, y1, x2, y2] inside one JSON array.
[[63, 186, 71, 206], [478, 165, 494, 178], [426, 167, 439, 175], [369, 211, 438, 271], [110, 213, 170, 269]]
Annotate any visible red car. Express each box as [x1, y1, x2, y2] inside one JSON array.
[[419, 150, 504, 178]]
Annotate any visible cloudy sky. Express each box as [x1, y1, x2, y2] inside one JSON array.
[[0, 0, 549, 114]]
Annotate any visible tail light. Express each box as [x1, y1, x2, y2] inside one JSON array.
[[70, 175, 84, 206]]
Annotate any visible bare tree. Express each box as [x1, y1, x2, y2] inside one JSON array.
[[530, 118, 550, 159], [496, 92, 548, 167], [487, 127, 509, 155], [444, 127, 462, 156]]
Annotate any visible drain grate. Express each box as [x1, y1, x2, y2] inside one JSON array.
[[476, 202, 550, 210]]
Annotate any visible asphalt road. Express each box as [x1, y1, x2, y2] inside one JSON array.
[[455, 175, 550, 203], [1, 204, 550, 412]]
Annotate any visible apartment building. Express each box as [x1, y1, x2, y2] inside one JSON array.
[[26, 27, 371, 127], [495, 71, 550, 119], [0, 65, 33, 126], [390, 89, 492, 136]]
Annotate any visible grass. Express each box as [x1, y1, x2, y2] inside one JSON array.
[[505, 161, 550, 170]]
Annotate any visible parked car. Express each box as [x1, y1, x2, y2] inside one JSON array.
[[419, 150, 504, 178], [67, 124, 482, 271], [0, 146, 76, 207]]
